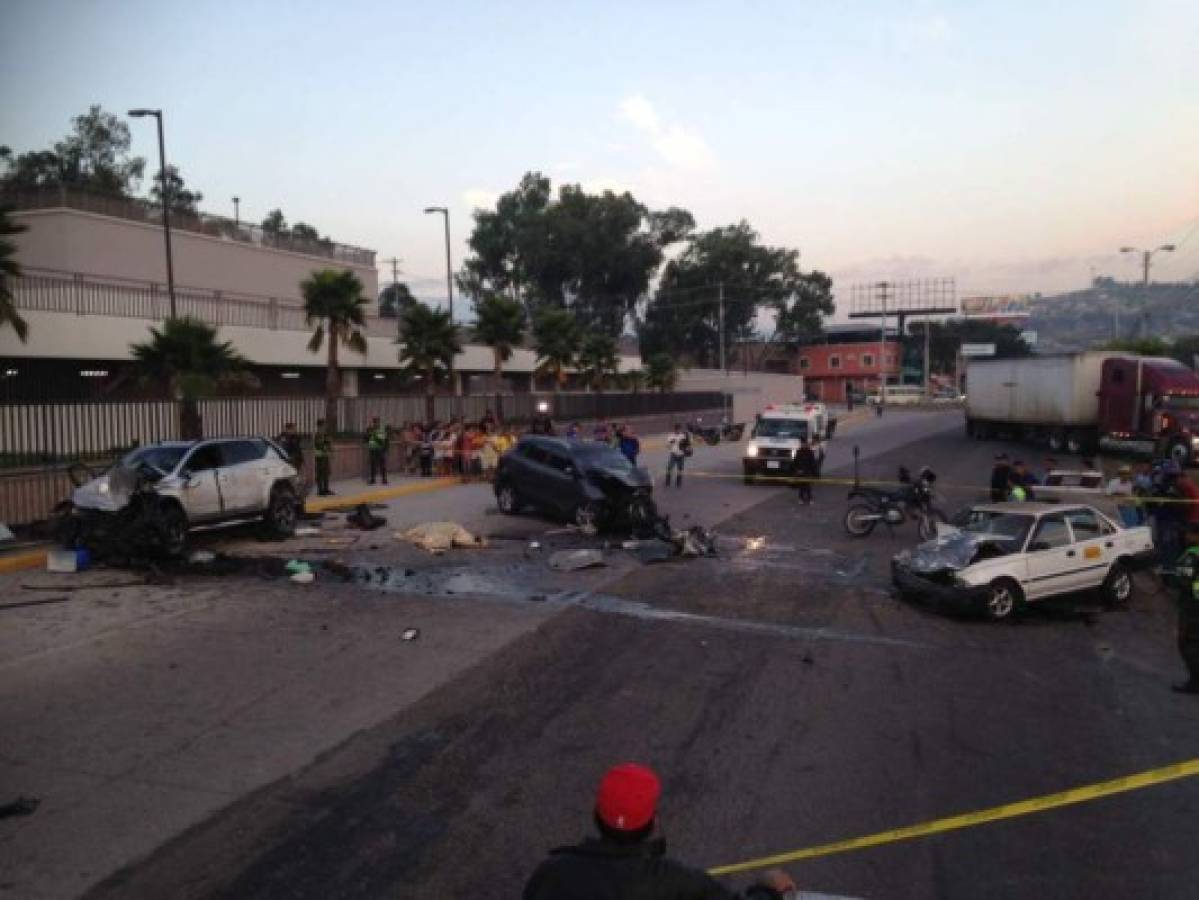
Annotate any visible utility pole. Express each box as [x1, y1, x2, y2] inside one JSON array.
[[878, 281, 889, 408], [379, 256, 402, 325], [718, 282, 726, 374], [922, 315, 932, 400]]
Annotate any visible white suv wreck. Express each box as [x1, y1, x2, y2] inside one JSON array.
[[63, 438, 303, 557], [891, 502, 1154, 620]]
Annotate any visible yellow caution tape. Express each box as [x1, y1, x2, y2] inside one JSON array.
[[709, 757, 1199, 876]]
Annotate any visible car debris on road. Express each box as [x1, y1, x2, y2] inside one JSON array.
[[548, 549, 607, 571]]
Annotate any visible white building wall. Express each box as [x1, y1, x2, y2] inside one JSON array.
[[12, 208, 377, 300]]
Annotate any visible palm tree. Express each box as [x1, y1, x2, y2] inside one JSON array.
[[130, 317, 251, 439], [301, 269, 370, 428], [578, 333, 619, 391], [398, 303, 461, 422], [473, 294, 526, 387], [644, 352, 678, 394], [0, 207, 29, 342], [532, 308, 582, 392]]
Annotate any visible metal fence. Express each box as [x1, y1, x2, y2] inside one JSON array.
[[2, 186, 376, 267], [0, 390, 725, 526], [0, 391, 725, 461], [11, 267, 399, 339]]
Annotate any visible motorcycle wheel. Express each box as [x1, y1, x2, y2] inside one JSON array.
[[844, 503, 878, 537]]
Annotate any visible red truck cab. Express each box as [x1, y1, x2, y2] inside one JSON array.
[[1098, 356, 1199, 464]]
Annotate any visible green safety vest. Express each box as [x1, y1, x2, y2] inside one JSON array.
[[367, 426, 388, 451]]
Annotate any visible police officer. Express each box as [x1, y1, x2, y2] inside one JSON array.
[[314, 418, 333, 496], [365, 416, 390, 485], [1172, 546, 1199, 694]]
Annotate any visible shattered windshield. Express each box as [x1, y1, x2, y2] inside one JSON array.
[[120, 445, 187, 474], [959, 510, 1034, 552], [754, 418, 808, 439]]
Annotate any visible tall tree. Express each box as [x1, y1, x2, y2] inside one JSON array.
[[460, 171, 693, 337], [378, 282, 418, 318], [0, 106, 145, 196], [291, 222, 321, 242], [130, 317, 250, 439], [0, 207, 29, 342], [149, 165, 203, 216], [577, 333, 619, 391], [473, 294, 526, 383], [261, 209, 288, 234], [639, 221, 831, 368], [397, 304, 461, 421], [301, 269, 370, 427], [532, 307, 582, 392], [644, 352, 679, 393]]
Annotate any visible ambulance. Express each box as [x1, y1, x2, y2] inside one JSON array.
[[742, 403, 829, 484]]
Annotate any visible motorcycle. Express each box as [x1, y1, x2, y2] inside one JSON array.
[[844, 465, 947, 541], [687, 418, 721, 446]]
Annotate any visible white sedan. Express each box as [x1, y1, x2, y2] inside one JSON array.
[[891, 502, 1154, 620]]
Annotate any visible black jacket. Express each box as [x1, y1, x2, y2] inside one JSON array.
[[523, 836, 780, 900], [794, 446, 818, 477]]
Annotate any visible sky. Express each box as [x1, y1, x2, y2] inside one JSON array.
[[2, 0, 1197, 320]]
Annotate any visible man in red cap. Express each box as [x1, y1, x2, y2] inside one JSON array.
[[522, 762, 795, 899]]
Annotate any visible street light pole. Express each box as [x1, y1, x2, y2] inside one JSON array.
[[877, 281, 890, 408], [1119, 243, 1175, 336], [233, 196, 240, 228], [129, 109, 176, 319], [424, 206, 456, 390]]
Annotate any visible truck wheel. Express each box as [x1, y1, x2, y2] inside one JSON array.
[[1169, 441, 1191, 468], [1066, 432, 1085, 455], [985, 578, 1024, 621], [1048, 430, 1065, 452], [1101, 563, 1134, 607]]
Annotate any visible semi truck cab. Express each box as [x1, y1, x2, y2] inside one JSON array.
[[1097, 357, 1199, 464]]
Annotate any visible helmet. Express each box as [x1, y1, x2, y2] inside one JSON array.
[[1010, 485, 1028, 502]]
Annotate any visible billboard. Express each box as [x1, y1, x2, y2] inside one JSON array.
[[960, 295, 1033, 319]]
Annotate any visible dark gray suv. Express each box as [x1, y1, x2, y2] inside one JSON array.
[[494, 435, 663, 534]]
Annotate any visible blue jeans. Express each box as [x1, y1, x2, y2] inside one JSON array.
[[666, 454, 685, 486]]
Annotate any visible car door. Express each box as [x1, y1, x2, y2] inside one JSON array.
[[217, 439, 268, 515], [513, 443, 553, 508], [179, 443, 225, 521], [541, 448, 581, 515], [1023, 513, 1079, 600], [1061, 508, 1113, 591]]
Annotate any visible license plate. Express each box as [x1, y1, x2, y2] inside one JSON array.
[[766, 461, 780, 470]]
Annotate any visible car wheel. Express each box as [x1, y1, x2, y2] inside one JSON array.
[[1169, 441, 1191, 468], [844, 503, 878, 537], [496, 481, 523, 515], [158, 504, 189, 558], [265, 485, 297, 538], [1048, 430, 1066, 452], [985, 578, 1024, 621], [1101, 563, 1134, 607], [573, 501, 600, 531]]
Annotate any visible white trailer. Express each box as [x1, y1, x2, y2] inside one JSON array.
[[964, 352, 1116, 454]]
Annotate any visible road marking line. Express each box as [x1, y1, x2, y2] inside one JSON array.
[[708, 757, 1199, 876]]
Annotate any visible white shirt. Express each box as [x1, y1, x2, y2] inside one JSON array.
[[666, 433, 685, 457], [1105, 477, 1134, 497]]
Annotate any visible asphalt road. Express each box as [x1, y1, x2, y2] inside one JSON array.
[[8, 409, 1197, 899]]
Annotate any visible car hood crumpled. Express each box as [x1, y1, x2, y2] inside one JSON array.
[[71, 464, 155, 512], [894, 529, 991, 574], [585, 464, 652, 491]]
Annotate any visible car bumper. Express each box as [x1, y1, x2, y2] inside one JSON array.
[[891, 560, 990, 611], [743, 459, 793, 477]]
